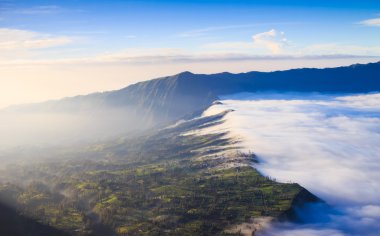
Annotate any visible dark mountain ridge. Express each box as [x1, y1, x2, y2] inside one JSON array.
[[7, 61, 380, 126]]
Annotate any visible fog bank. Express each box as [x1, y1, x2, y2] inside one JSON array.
[[202, 92, 380, 235], [0, 108, 148, 151]]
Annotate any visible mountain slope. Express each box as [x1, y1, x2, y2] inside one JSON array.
[[0, 111, 321, 235], [0, 201, 68, 236], [7, 61, 380, 129]]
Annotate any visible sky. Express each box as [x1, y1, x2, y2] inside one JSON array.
[[1, 0, 380, 108]]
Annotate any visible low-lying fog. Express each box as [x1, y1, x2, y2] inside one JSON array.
[[203, 92, 380, 236], [0, 108, 148, 151]]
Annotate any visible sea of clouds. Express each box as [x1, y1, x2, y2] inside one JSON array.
[[202, 92, 380, 236]]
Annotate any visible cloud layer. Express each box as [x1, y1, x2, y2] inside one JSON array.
[[202, 92, 380, 235], [202, 28, 380, 56], [0, 28, 74, 62], [0, 28, 72, 50], [359, 18, 380, 27], [252, 29, 288, 54]]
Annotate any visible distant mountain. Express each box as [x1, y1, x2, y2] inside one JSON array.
[[7, 61, 380, 127]]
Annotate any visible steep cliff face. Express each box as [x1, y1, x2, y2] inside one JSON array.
[[103, 71, 218, 124], [278, 187, 327, 223]]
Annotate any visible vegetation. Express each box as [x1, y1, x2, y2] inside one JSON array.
[[0, 112, 312, 235]]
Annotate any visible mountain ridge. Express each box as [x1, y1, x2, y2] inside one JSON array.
[[6, 61, 380, 127]]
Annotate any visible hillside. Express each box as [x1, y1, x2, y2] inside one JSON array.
[[0, 110, 320, 235], [0, 201, 68, 236]]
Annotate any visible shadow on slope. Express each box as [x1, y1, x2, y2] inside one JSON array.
[[0, 201, 68, 236]]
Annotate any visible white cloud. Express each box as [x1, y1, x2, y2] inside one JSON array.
[[349, 205, 380, 219], [0, 28, 75, 62], [0, 27, 378, 67], [0, 28, 73, 50], [203, 29, 380, 56], [204, 93, 380, 205], [0, 50, 374, 67], [252, 29, 288, 54], [303, 43, 380, 56], [260, 227, 344, 236], [359, 18, 380, 27], [201, 93, 380, 235], [203, 29, 289, 54]]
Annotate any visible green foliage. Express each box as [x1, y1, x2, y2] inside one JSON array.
[[0, 112, 305, 235]]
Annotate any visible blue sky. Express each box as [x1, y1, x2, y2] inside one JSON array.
[[1, 0, 380, 58], [0, 0, 379, 107]]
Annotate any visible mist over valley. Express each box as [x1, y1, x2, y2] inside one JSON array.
[[1, 1, 380, 234]]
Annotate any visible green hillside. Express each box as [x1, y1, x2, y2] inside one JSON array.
[[0, 111, 319, 235]]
